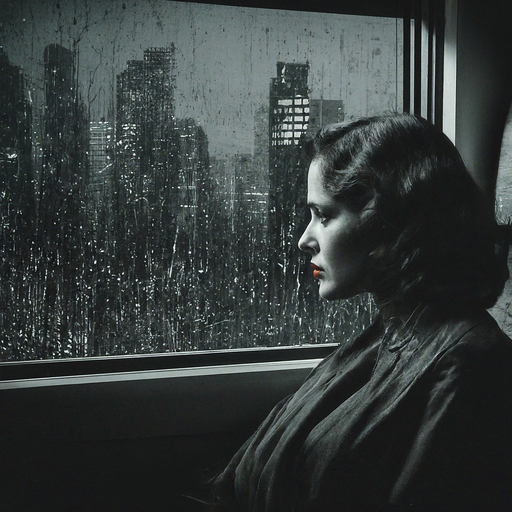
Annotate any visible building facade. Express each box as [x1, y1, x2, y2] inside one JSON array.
[[115, 46, 178, 207], [89, 120, 114, 210], [0, 46, 34, 255], [267, 62, 311, 317]]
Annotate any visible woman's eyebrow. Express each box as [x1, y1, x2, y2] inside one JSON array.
[[307, 201, 336, 210], [306, 201, 328, 209], [306, 203, 324, 213]]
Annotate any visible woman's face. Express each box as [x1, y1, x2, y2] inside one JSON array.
[[298, 158, 371, 300]]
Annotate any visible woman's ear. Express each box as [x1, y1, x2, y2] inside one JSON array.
[[359, 191, 387, 260], [357, 187, 377, 221], [359, 187, 376, 211]]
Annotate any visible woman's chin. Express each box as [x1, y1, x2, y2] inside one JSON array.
[[319, 288, 348, 301], [319, 283, 364, 301]]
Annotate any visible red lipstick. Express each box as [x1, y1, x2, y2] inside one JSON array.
[[311, 263, 322, 278]]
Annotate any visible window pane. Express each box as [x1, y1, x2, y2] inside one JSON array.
[[0, 0, 402, 360]]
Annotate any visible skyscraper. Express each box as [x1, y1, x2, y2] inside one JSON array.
[[89, 120, 113, 210], [114, 46, 181, 286], [0, 47, 32, 173], [176, 117, 209, 226], [115, 46, 178, 205], [38, 44, 90, 357], [269, 62, 310, 149], [267, 62, 310, 315], [116, 58, 144, 187], [0, 46, 34, 253], [42, 44, 88, 193], [40, 43, 89, 251]]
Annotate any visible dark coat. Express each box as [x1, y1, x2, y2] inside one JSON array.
[[214, 308, 512, 511]]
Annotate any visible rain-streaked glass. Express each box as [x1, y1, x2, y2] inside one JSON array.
[[0, 1, 403, 360]]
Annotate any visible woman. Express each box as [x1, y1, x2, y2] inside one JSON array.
[[213, 114, 512, 511]]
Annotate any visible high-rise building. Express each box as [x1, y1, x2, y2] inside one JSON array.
[[176, 118, 209, 225], [40, 42, 89, 272], [0, 46, 32, 183], [267, 62, 310, 310], [115, 46, 178, 205], [116, 59, 144, 175], [0, 46, 34, 247], [89, 120, 113, 209], [269, 62, 310, 148], [39, 43, 90, 351], [143, 47, 175, 132], [42, 44, 89, 193]]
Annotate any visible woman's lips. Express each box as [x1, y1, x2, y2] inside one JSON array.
[[311, 263, 323, 278]]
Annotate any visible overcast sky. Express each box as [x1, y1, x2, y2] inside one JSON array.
[[1, 0, 401, 156]]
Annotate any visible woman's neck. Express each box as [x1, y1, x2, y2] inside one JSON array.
[[373, 296, 427, 332]]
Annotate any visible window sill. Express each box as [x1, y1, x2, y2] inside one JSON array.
[[0, 343, 337, 380], [0, 349, 333, 442]]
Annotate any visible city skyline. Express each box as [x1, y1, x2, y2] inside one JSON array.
[[0, 32, 378, 360], [0, 0, 402, 157]]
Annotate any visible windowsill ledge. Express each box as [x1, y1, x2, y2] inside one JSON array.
[[0, 353, 329, 442], [0, 343, 338, 380]]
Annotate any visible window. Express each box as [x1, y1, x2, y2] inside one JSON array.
[[1, 0, 407, 362]]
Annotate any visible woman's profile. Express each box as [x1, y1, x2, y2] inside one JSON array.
[[213, 113, 512, 511]]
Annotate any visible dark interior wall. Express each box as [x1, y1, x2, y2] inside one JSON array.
[[1, 433, 250, 512], [455, 0, 512, 200], [0, 362, 318, 512]]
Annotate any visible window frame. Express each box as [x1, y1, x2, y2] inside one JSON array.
[[0, 343, 338, 381]]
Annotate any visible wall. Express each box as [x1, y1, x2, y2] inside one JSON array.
[[0, 357, 324, 511], [453, 0, 512, 335], [454, 0, 512, 200]]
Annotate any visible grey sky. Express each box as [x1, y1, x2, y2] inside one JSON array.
[[1, 0, 401, 156]]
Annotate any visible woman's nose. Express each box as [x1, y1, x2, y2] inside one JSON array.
[[298, 224, 318, 254]]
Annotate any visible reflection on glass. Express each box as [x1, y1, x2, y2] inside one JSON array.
[[0, 1, 402, 360]]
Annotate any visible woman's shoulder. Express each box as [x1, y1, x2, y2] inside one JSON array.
[[421, 309, 512, 394], [380, 306, 512, 396], [429, 309, 512, 362]]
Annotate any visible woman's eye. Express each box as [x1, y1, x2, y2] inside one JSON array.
[[315, 210, 330, 225], [308, 207, 330, 225]]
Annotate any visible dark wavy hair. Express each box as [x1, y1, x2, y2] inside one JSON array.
[[310, 113, 510, 311]]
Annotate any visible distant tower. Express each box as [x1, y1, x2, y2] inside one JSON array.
[[42, 44, 88, 193], [115, 46, 178, 206], [116, 59, 145, 193], [269, 62, 310, 149], [0, 46, 34, 250], [40, 43, 89, 270], [38, 43, 89, 358], [89, 120, 113, 209], [0, 46, 32, 184], [143, 47, 175, 133], [114, 46, 182, 283], [267, 62, 310, 310], [176, 118, 209, 226]]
